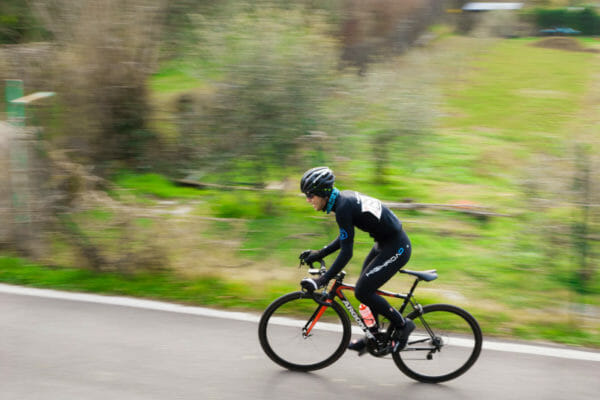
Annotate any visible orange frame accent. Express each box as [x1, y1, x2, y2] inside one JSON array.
[[305, 299, 332, 335]]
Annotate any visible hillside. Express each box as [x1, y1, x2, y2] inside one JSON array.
[[1, 5, 599, 347]]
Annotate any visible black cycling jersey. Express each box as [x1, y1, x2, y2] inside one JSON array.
[[320, 190, 404, 282]]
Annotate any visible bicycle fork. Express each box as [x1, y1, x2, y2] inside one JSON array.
[[302, 299, 333, 338]]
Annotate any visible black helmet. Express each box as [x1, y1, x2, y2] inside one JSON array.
[[300, 166, 335, 197]]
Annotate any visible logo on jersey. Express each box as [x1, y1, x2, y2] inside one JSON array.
[[339, 229, 348, 240]]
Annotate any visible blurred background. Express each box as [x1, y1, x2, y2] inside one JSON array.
[[0, 0, 598, 347]]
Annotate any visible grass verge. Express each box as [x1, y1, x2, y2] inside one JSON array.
[[1, 256, 599, 348]]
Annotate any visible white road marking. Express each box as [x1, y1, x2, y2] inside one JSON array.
[[1, 283, 599, 362]]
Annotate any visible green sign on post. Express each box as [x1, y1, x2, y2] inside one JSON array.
[[5, 79, 25, 126]]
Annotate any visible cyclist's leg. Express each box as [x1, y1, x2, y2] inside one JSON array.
[[359, 243, 380, 279], [358, 243, 381, 323], [348, 243, 382, 353], [355, 232, 411, 328]]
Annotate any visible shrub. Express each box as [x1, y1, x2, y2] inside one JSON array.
[[184, 8, 337, 185], [533, 7, 600, 35], [29, 0, 168, 169], [0, 1, 49, 44], [212, 192, 264, 219]]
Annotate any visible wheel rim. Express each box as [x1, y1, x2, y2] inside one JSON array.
[[394, 305, 481, 382], [261, 294, 350, 370]]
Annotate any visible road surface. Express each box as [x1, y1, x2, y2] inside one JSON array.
[[1, 284, 598, 400]]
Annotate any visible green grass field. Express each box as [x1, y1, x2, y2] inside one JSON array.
[[2, 24, 599, 348], [137, 34, 600, 347]]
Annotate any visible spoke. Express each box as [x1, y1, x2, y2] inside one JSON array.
[[392, 305, 482, 383], [259, 294, 350, 371]]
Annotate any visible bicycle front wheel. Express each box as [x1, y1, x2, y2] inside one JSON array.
[[392, 303, 482, 383], [258, 291, 351, 372]]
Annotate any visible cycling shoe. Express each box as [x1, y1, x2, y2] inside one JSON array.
[[348, 338, 368, 356], [393, 318, 415, 352]]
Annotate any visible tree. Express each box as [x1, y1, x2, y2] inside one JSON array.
[[183, 9, 337, 185], [0, 0, 48, 43], [338, 0, 445, 74], [29, 0, 168, 169]]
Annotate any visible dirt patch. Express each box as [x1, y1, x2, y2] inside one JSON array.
[[531, 37, 599, 53]]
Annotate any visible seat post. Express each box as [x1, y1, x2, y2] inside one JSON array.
[[399, 278, 421, 314], [407, 278, 420, 297]]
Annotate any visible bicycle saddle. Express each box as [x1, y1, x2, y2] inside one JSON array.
[[400, 269, 438, 282]]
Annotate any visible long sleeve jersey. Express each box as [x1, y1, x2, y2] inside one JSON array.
[[320, 190, 403, 281]]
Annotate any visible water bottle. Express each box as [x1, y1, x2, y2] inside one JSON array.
[[359, 303, 377, 330]]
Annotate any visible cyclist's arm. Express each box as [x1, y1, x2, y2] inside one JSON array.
[[319, 237, 340, 258], [321, 208, 354, 282]]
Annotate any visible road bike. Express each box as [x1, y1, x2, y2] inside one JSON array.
[[258, 260, 482, 383]]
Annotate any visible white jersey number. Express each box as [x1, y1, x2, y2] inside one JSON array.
[[357, 193, 382, 220]]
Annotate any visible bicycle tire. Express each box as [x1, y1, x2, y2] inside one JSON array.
[[392, 303, 482, 383], [258, 291, 352, 372]]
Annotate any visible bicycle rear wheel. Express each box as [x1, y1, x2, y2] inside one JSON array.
[[258, 291, 351, 372], [392, 303, 482, 383]]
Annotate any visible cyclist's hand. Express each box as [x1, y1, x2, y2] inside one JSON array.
[[299, 249, 322, 264]]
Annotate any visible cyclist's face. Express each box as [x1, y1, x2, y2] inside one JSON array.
[[306, 194, 327, 211]]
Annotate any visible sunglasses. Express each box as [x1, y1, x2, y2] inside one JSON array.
[[305, 193, 315, 199]]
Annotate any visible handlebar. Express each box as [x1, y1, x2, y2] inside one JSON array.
[[299, 258, 333, 306], [299, 257, 327, 273]]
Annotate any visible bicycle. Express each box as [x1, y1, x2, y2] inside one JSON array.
[[258, 260, 482, 383]]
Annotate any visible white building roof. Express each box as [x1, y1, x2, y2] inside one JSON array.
[[462, 2, 523, 11]]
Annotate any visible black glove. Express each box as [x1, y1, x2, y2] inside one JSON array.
[[299, 249, 322, 264], [300, 276, 328, 292]]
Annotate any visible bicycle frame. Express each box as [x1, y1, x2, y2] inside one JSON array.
[[303, 272, 424, 341], [261, 265, 481, 382]]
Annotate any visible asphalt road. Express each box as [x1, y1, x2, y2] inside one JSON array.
[[1, 287, 599, 400]]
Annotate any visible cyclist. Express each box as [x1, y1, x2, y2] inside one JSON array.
[[299, 166, 415, 354]]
